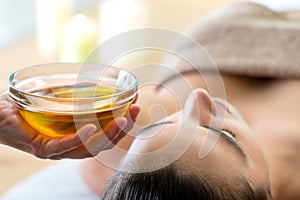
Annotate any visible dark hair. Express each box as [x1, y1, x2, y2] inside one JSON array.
[[102, 164, 271, 200]]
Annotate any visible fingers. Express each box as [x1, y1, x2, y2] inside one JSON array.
[[132, 93, 139, 104], [43, 124, 97, 158], [123, 104, 141, 132], [129, 104, 141, 121], [74, 124, 98, 144], [105, 104, 141, 149], [0, 92, 15, 110], [103, 117, 127, 144], [89, 109, 139, 153], [102, 104, 140, 148], [49, 117, 127, 160], [50, 122, 126, 159], [46, 104, 140, 159], [49, 145, 91, 159]]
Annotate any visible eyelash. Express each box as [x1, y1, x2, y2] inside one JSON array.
[[163, 120, 237, 139], [221, 129, 236, 138], [202, 125, 237, 140]]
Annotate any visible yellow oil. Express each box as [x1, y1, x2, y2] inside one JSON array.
[[18, 85, 132, 137]]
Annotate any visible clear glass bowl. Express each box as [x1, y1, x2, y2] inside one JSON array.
[[8, 63, 138, 137]]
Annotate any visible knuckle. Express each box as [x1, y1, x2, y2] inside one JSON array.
[[31, 149, 48, 159]]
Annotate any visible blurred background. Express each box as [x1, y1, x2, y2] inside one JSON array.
[[0, 0, 299, 194]]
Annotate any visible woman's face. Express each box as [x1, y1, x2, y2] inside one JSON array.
[[127, 88, 270, 188]]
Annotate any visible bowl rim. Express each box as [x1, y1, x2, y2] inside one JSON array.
[[8, 62, 138, 102]]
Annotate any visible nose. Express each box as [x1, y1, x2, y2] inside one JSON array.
[[182, 88, 216, 126]]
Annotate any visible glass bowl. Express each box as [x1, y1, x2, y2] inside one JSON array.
[[8, 63, 138, 137]]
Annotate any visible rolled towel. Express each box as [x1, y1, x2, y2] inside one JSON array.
[[162, 2, 300, 78]]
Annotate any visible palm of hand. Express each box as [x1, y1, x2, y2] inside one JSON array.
[[0, 93, 140, 159]]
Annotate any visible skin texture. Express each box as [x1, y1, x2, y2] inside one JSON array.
[[0, 92, 140, 159], [126, 88, 269, 189], [81, 73, 300, 200]]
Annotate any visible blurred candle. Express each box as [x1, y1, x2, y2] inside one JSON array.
[[99, 0, 149, 43], [36, 0, 72, 59], [60, 14, 97, 62]]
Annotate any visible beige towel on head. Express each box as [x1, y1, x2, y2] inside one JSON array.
[[162, 2, 300, 79]]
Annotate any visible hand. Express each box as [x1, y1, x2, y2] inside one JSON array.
[[0, 93, 140, 159]]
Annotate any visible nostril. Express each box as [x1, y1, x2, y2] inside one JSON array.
[[212, 98, 232, 114]]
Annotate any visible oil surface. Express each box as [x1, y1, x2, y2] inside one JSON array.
[[17, 84, 131, 137]]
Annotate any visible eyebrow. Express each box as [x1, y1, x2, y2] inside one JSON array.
[[138, 121, 249, 161]]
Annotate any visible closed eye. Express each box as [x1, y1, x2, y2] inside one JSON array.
[[137, 121, 249, 161], [204, 126, 249, 161]]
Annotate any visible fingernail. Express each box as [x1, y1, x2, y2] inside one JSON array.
[[86, 126, 96, 136], [131, 106, 141, 121], [116, 117, 127, 130], [120, 122, 127, 130]]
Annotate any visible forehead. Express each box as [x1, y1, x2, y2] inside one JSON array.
[[131, 123, 204, 153], [124, 123, 249, 178], [130, 123, 246, 169]]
